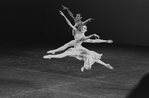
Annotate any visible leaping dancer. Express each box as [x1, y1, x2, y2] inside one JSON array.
[[44, 10, 114, 72]]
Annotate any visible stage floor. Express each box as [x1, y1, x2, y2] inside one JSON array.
[[0, 42, 149, 98]]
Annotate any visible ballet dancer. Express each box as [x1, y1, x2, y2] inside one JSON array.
[[62, 5, 93, 36], [44, 24, 113, 72]]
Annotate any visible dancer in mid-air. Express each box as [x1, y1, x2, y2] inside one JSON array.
[[44, 11, 113, 72]]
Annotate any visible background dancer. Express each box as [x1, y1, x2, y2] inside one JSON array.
[[62, 5, 93, 37]]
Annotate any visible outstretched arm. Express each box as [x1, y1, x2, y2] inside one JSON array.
[[81, 33, 113, 43], [82, 18, 93, 25], [80, 34, 100, 42], [62, 5, 75, 21], [59, 10, 77, 30], [86, 34, 100, 39]]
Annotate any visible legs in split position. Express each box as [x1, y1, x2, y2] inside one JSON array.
[[44, 48, 113, 72], [44, 38, 114, 72]]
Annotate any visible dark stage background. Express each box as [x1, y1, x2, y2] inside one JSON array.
[[1, 0, 149, 46]]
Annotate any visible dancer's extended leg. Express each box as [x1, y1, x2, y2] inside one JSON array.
[[85, 39, 113, 43], [44, 51, 75, 59], [47, 40, 75, 54], [96, 59, 114, 69]]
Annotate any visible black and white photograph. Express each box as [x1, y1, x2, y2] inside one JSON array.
[[0, 0, 149, 98]]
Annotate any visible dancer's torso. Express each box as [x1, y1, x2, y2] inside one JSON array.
[[70, 26, 101, 60]]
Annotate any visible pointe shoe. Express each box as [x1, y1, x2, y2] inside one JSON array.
[[43, 55, 52, 59], [106, 64, 114, 69], [43, 55, 48, 59], [81, 67, 84, 72], [107, 40, 113, 43], [47, 50, 55, 54]]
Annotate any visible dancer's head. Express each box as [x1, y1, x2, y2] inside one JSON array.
[[81, 25, 87, 33], [76, 14, 82, 22]]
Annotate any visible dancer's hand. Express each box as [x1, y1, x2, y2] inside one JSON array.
[[93, 34, 100, 39], [62, 5, 68, 10], [89, 18, 94, 21], [59, 10, 64, 16], [107, 40, 113, 43]]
